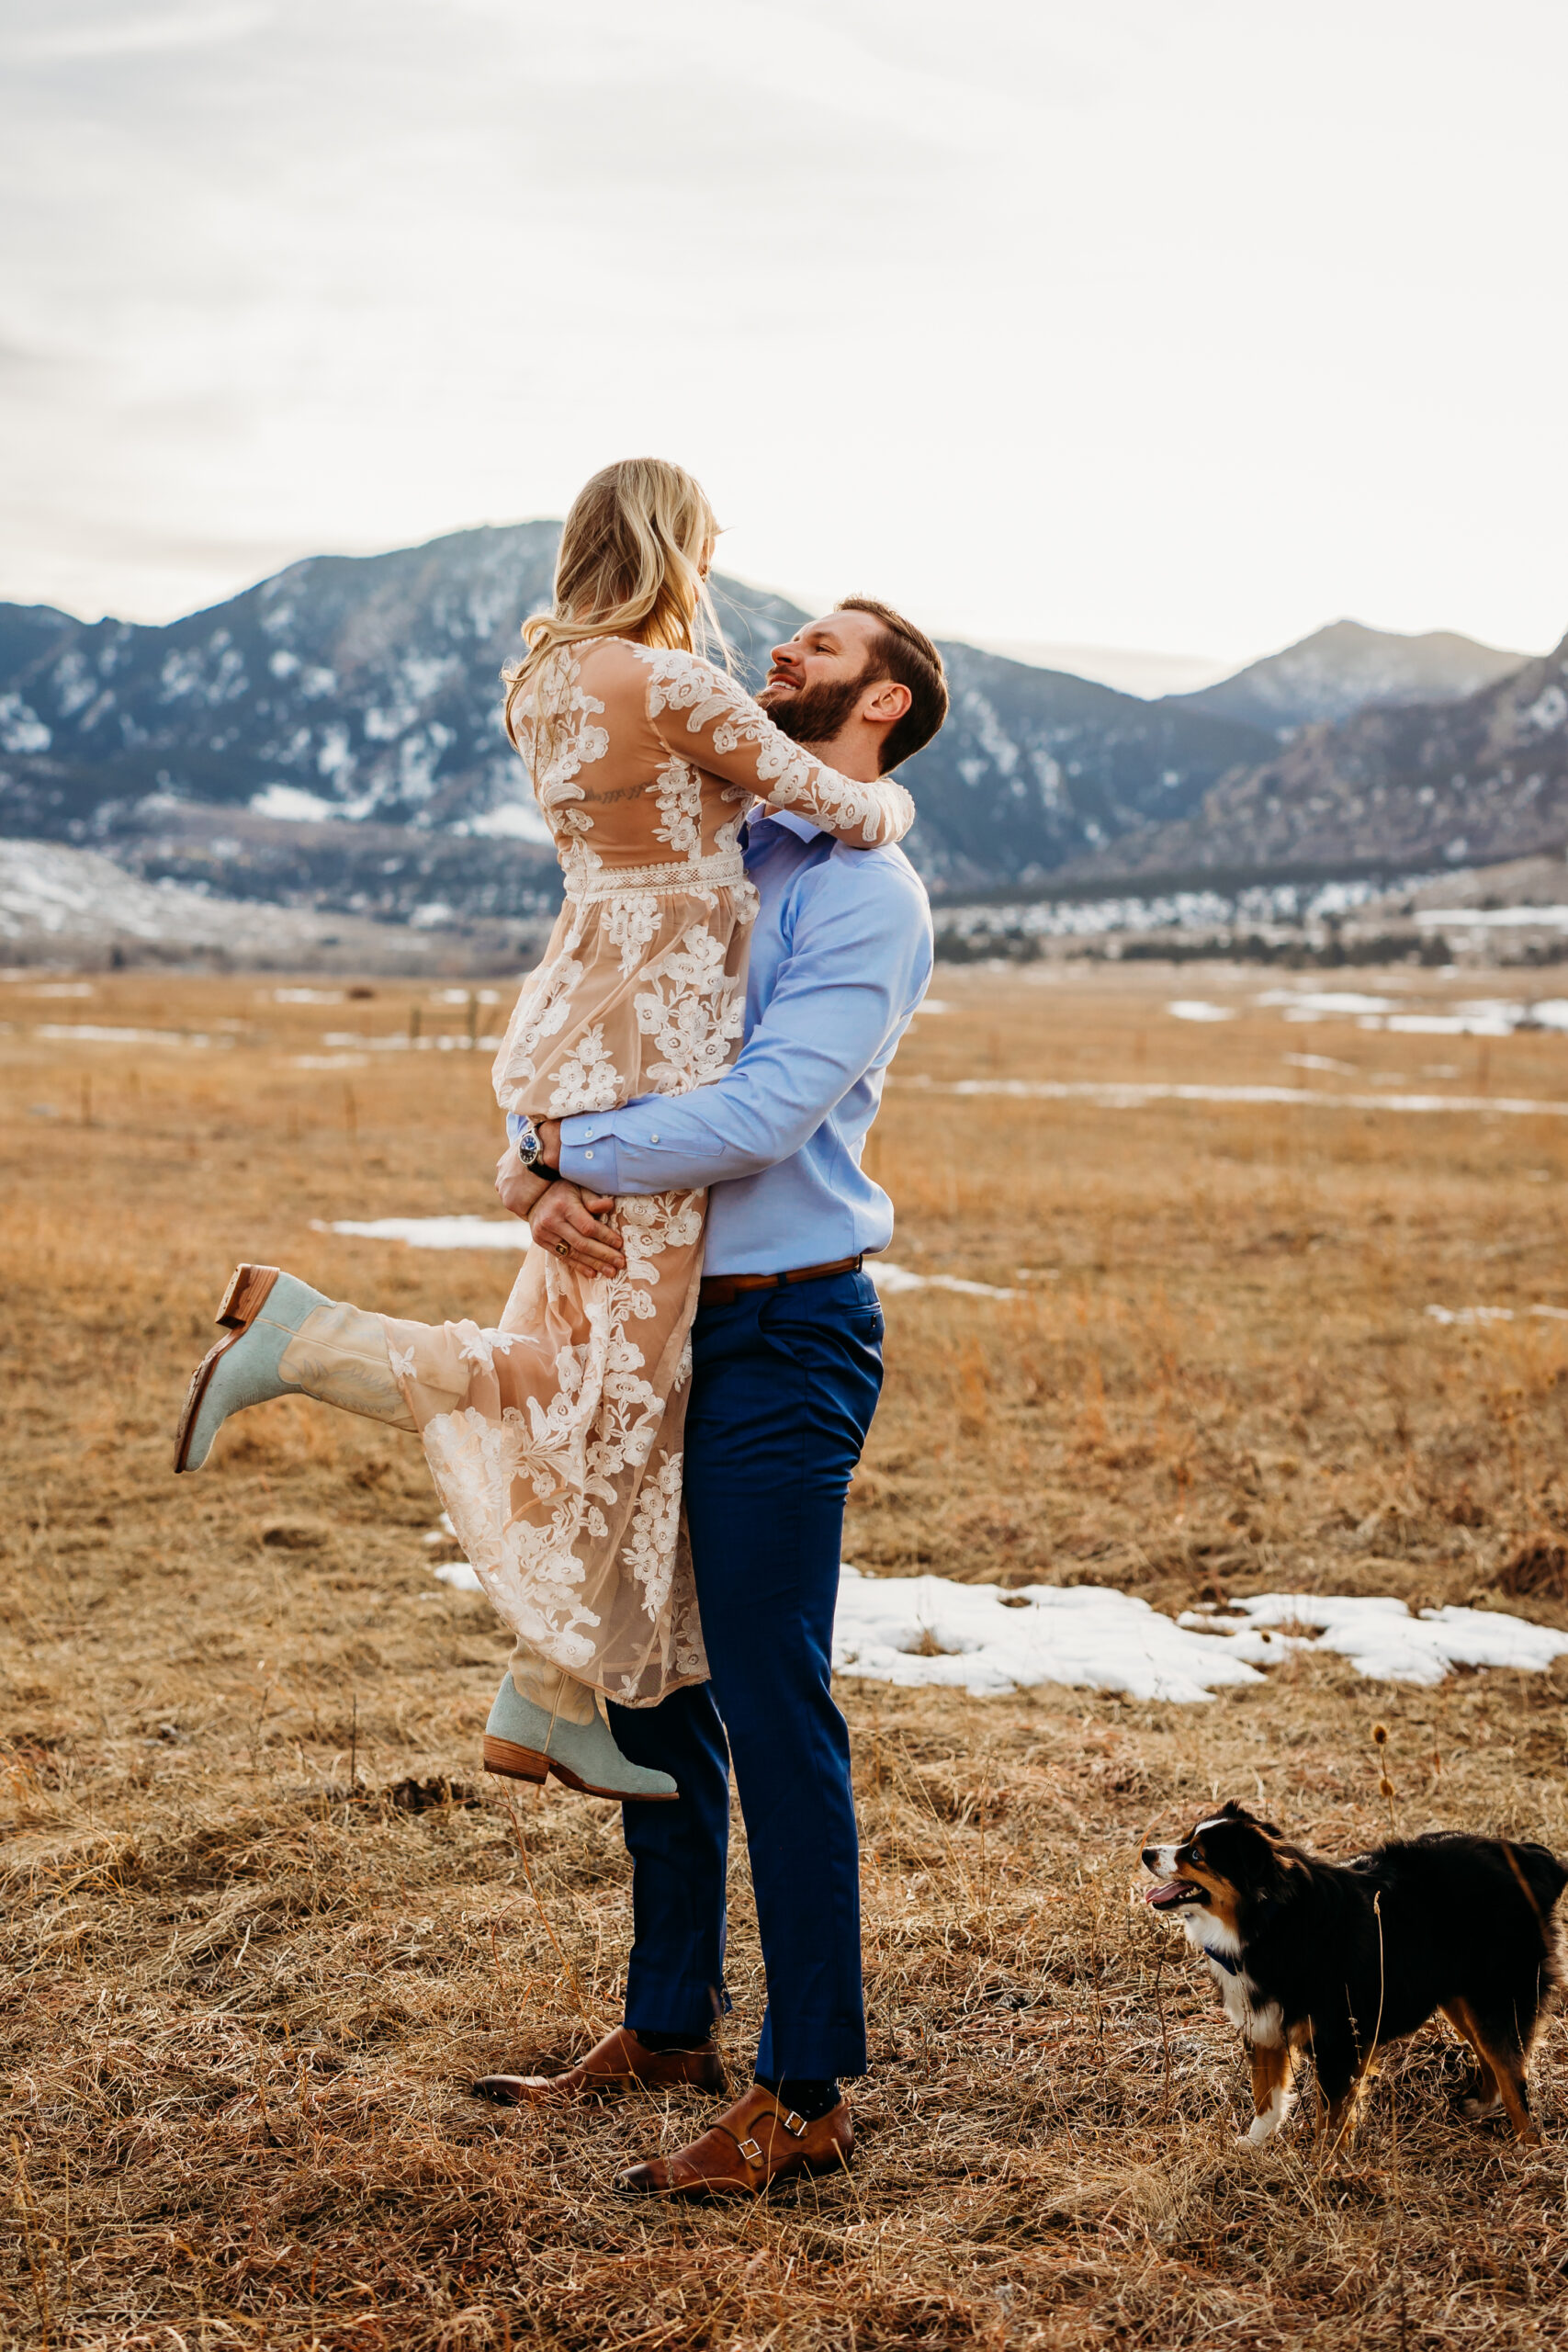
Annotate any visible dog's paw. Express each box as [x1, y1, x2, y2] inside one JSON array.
[[1244, 2115, 1280, 2147]]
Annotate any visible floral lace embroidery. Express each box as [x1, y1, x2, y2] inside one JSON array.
[[521, 647, 608, 812], [548, 1021, 625, 1114], [634, 646, 916, 846], [605, 889, 661, 977], [634, 925, 745, 1095], [493, 953, 582, 1107], [622, 1451, 683, 1621], [650, 752, 704, 861]]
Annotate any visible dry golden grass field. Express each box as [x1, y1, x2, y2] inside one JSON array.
[[6, 957, 1568, 2350]]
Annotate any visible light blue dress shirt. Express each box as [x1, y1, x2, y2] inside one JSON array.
[[508, 809, 932, 1275]]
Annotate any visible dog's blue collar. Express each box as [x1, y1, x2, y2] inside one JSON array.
[[1201, 1944, 1241, 1976]]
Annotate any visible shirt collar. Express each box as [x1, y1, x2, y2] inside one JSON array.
[[754, 808, 826, 846]]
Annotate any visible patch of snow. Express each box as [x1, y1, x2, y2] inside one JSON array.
[[271, 988, 345, 1003], [0, 693, 52, 752], [434, 1560, 483, 1591], [1426, 1303, 1568, 1326], [319, 1030, 503, 1053], [35, 1023, 218, 1047], [1416, 904, 1568, 931], [1284, 1053, 1357, 1074], [870, 1263, 1019, 1302], [1257, 990, 1398, 1016], [250, 784, 337, 822], [314, 1216, 530, 1251], [1166, 1000, 1237, 1022], [829, 1569, 1568, 1699], [896, 1077, 1568, 1118], [1372, 1011, 1514, 1037], [833, 1567, 1264, 1702], [467, 800, 553, 845], [1179, 1594, 1568, 1688]]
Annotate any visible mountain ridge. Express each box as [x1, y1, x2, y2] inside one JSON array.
[[1078, 628, 1568, 882], [1164, 616, 1527, 738], [1, 523, 1553, 912], [0, 521, 1277, 904]]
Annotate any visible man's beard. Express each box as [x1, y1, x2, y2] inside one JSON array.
[[760, 664, 874, 748]]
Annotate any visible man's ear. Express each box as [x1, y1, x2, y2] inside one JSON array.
[[862, 678, 911, 727]]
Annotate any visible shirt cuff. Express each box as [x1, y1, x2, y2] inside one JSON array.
[[559, 1119, 620, 1192]]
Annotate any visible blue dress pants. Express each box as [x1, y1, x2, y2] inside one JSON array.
[[605, 1268, 885, 2080]]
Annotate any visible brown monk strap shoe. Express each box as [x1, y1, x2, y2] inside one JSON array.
[[471, 2025, 726, 2106], [616, 2083, 852, 2198]]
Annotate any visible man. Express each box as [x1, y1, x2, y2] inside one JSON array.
[[480, 598, 945, 2196]]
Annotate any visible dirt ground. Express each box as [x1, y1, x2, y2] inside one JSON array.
[[5, 959, 1568, 2348]]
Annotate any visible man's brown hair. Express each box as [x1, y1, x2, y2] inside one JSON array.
[[836, 596, 949, 774]]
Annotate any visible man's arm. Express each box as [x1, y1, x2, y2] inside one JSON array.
[[555, 862, 931, 1196]]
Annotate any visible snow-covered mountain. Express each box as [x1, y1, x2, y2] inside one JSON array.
[[1167, 617, 1526, 739], [6, 524, 1544, 910], [0, 523, 1275, 904]]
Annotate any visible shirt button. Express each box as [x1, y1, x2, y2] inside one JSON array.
[[650, 1133, 660, 1143], [584, 1149, 594, 1160]]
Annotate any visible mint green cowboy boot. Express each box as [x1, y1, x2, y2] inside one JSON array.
[[174, 1263, 414, 1471], [484, 1665, 679, 1803]]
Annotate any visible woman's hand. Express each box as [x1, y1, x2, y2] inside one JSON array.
[[527, 1180, 626, 1278], [495, 1146, 551, 1222]]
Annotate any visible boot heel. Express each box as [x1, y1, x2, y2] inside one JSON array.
[[483, 1736, 549, 1785], [217, 1263, 280, 1330]]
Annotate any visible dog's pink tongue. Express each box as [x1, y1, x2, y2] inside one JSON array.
[[1145, 1879, 1189, 1908]]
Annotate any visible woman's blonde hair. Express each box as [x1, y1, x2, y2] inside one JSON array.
[[504, 457, 723, 760]]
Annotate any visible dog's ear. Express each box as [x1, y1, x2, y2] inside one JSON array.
[[1219, 1799, 1287, 1838], [1225, 1816, 1297, 1903]]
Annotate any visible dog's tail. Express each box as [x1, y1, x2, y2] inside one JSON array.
[[1505, 1842, 1568, 1951]]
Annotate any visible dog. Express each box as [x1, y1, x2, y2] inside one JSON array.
[[1141, 1801, 1565, 2146]]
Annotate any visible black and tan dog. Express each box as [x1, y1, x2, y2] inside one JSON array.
[[1142, 1802, 1565, 2145]]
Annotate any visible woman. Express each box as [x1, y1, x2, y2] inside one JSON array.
[[174, 458, 913, 1802]]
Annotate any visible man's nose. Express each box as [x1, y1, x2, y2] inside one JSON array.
[[769, 639, 801, 671]]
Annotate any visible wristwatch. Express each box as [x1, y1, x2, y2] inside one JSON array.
[[514, 1116, 560, 1185]]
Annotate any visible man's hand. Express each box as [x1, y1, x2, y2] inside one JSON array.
[[528, 1181, 626, 1276]]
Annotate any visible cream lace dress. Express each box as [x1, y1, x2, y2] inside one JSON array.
[[378, 639, 914, 1706]]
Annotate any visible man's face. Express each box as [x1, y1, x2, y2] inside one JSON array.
[[759, 611, 885, 746]]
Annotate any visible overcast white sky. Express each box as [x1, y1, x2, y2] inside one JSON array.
[[3, 0, 1564, 676]]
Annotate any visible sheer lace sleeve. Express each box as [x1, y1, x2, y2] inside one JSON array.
[[636, 649, 916, 848]]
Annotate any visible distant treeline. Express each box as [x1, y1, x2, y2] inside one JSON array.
[[933, 929, 1568, 969]]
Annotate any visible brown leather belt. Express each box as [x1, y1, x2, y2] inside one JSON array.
[[698, 1253, 863, 1310]]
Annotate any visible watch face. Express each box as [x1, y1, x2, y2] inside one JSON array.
[[515, 1116, 541, 1164]]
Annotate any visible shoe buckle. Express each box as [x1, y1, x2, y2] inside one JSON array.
[[783, 2110, 807, 2136], [739, 2136, 762, 2162]]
